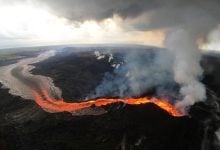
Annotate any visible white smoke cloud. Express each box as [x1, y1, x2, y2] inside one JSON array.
[[141, 1, 220, 113], [94, 50, 105, 60], [165, 28, 206, 113], [205, 26, 220, 51], [92, 47, 175, 99]]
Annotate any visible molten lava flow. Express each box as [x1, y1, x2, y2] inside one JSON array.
[[31, 88, 182, 117]]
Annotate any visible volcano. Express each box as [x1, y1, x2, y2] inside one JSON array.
[[30, 48, 220, 150], [0, 47, 219, 150]]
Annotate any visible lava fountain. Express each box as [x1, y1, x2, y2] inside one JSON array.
[[32, 88, 182, 117]]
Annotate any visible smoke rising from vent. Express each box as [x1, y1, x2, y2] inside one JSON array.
[[89, 0, 220, 112], [145, 1, 220, 112], [93, 48, 175, 99], [165, 28, 206, 112]]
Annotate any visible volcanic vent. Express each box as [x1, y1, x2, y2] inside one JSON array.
[[31, 87, 182, 116]]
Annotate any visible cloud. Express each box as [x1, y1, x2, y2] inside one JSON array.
[[30, 0, 220, 32], [1, 0, 220, 32], [0, 0, 220, 49], [35, 0, 156, 22]]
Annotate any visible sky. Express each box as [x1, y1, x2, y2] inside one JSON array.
[[0, 0, 220, 50]]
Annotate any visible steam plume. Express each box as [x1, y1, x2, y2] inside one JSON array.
[[92, 0, 220, 112], [165, 28, 206, 112], [93, 48, 175, 98]]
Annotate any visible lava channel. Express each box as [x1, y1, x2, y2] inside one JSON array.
[[31, 88, 183, 117]]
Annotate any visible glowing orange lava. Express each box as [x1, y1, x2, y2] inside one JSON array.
[[31, 88, 183, 117]]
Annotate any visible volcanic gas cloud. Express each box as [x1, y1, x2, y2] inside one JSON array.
[[31, 88, 182, 117]]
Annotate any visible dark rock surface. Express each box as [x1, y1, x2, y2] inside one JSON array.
[[201, 53, 220, 97], [32, 50, 115, 101]]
